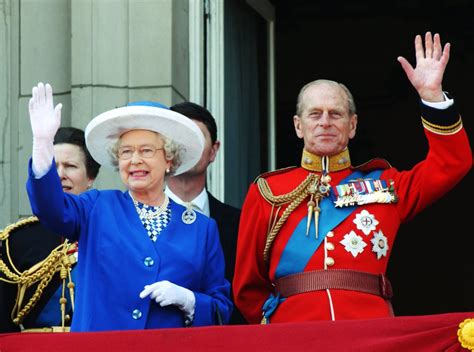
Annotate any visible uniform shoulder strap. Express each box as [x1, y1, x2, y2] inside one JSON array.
[[253, 166, 298, 184]]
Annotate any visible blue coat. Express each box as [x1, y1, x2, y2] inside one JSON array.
[[26, 160, 232, 331]]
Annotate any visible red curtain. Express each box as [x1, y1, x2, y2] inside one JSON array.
[[1, 312, 472, 352]]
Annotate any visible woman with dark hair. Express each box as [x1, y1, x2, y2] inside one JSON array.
[[0, 126, 100, 332], [54, 127, 101, 183]]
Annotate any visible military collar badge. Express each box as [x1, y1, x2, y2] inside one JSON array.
[[301, 149, 351, 172]]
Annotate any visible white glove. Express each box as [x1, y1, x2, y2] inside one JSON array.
[[139, 280, 196, 320], [29, 82, 62, 178]]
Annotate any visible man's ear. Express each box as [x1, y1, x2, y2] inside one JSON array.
[[209, 140, 220, 163], [294, 115, 304, 139], [349, 114, 358, 139]]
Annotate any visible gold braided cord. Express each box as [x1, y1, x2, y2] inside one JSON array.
[[263, 187, 313, 262], [0, 216, 75, 328], [257, 173, 316, 205], [13, 254, 61, 325], [257, 173, 319, 263], [0, 262, 19, 283]]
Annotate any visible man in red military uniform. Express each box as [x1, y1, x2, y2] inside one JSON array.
[[233, 32, 472, 324]]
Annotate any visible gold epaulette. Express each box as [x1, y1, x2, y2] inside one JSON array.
[[253, 166, 298, 184], [0, 216, 40, 241], [0, 216, 40, 283], [0, 216, 75, 330]]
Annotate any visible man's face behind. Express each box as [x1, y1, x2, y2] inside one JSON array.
[[185, 120, 219, 176]]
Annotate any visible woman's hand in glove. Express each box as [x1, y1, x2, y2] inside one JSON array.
[[139, 280, 196, 316], [29, 82, 62, 140]]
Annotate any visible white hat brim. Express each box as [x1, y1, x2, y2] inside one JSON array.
[[84, 105, 204, 175]]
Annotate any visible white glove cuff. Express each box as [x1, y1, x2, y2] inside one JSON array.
[[32, 137, 54, 178]]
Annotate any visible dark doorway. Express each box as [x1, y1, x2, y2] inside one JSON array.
[[271, 0, 474, 316]]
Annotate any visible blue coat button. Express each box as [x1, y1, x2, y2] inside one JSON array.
[[132, 309, 142, 319], [144, 257, 154, 267]]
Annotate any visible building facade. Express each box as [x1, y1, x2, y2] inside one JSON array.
[[0, 0, 276, 228]]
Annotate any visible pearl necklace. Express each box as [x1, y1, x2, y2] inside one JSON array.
[[130, 192, 171, 241]]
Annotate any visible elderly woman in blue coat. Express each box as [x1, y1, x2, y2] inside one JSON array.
[[26, 82, 232, 331]]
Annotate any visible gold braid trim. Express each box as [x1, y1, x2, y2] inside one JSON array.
[[0, 216, 40, 241], [1, 216, 41, 279], [421, 116, 463, 135], [257, 173, 318, 263], [0, 216, 75, 328], [421, 116, 462, 130]]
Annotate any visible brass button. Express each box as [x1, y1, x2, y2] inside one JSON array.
[[326, 242, 335, 251], [326, 231, 334, 238], [325, 257, 335, 266]]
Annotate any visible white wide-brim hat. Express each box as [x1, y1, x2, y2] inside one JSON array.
[[84, 103, 204, 175]]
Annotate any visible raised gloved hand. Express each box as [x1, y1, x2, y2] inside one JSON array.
[[139, 280, 196, 319], [29, 82, 62, 177], [29, 82, 62, 140]]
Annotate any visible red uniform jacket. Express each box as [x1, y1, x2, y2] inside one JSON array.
[[234, 102, 472, 324]]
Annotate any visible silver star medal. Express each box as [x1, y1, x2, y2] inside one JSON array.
[[371, 230, 389, 259], [353, 210, 379, 236], [340, 230, 367, 257], [182, 205, 197, 224]]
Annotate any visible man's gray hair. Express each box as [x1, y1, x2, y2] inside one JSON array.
[[296, 79, 356, 116]]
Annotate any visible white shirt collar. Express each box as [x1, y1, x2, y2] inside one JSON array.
[[164, 185, 210, 217]]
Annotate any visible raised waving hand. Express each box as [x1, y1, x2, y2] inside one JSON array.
[[29, 82, 62, 177], [397, 32, 450, 102], [29, 82, 62, 139]]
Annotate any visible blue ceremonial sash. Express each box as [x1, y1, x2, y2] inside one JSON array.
[[275, 169, 383, 279]]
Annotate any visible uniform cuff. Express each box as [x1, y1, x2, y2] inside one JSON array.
[[420, 99, 463, 135]]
